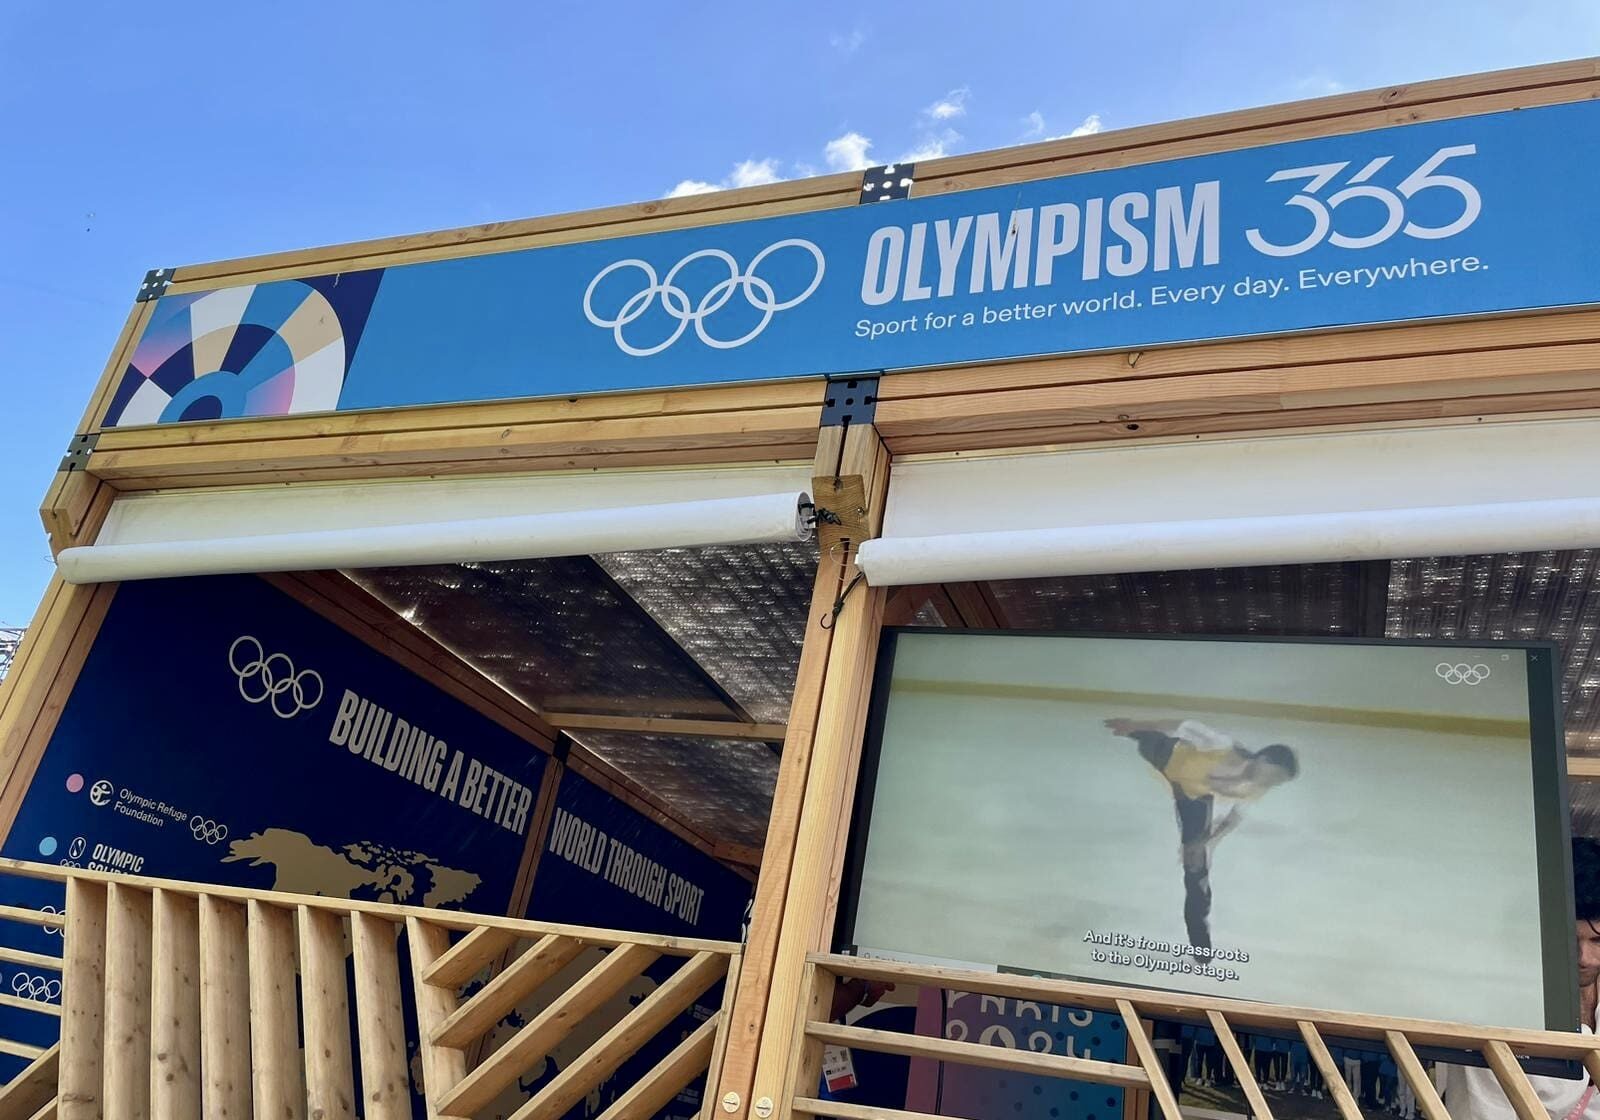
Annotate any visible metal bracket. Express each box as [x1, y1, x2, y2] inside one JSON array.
[[58, 432, 99, 473], [135, 268, 174, 303], [820, 375, 878, 428], [860, 163, 915, 203], [809, 474, 869, 556]]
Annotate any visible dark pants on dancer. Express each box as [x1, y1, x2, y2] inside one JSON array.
[[1132, 731, 1215, 951]]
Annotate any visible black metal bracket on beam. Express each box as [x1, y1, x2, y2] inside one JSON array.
[[59, 432, 99, 473], [135, 268, 174, 303], [820, 374, 879, 428], [860, 163, 915, 203]]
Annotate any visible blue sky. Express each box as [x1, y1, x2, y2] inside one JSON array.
[[0, 1, 1596, 624]]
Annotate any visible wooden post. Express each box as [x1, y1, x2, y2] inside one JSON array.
[[150, 889, 202, 1120], [247, 900, 304, 1120], [198, 896, 252, 1120], [350, 912, 410, 1120], [103, 883, 154, 1120], [720, 424, 889, 1120], [59, 878, 107, 1120], [298, 906, 356, 1120]]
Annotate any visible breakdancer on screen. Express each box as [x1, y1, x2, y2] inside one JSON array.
[[1103, 718, 1299, 953]]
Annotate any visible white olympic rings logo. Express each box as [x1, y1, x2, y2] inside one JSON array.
[[10, 972, 60, 1002], [582, 239, 825, 357], [38, 905, 63, 937], [191, 816, 229, 845], [229, 636, 323, 718], [1436, 662, 1491, 686]]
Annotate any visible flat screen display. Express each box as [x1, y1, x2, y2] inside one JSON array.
[[839, 630, 1573, 1031]]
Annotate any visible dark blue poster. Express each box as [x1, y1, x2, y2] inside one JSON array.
[[0, 573, 548, 1079], [473, 770, 754, 1120]]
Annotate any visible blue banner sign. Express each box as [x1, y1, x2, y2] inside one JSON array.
[[104, 101, 1600, 427]]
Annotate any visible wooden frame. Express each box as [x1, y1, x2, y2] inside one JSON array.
[[9, 55, 1600, 1120]]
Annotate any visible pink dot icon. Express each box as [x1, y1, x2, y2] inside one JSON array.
[[65, 774, 84, 793]]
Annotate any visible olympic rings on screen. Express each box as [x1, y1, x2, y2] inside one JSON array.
[[1435, 662, 1491, 685], [583, 239, 825, 356], [190, 817, 229, 845], [229, 635, 324, 718], [10, 972, 61, 1002]]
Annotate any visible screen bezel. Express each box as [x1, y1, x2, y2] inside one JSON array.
[[835, 627, 1576, 1044]]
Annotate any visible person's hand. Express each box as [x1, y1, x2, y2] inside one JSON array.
[[830, 979, 894, 1021]]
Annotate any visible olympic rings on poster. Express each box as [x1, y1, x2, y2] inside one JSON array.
[[229, 635, 323, 718]]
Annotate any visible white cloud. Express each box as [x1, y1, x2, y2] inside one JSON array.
[[664, 158, 785, 198], [729, 158, 782, 188], [1068, 113, 1104, 137], [926, 86, 970, 121], [901, 129, 960, 163], [825, 131, 874, 172], [1296, 75, 1346, 97], [1022, 110, 1046, 139], [830, 27, 866, 54], [666, 179, 720, 198]]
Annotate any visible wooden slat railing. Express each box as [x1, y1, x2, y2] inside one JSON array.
[[792, 953, 1600, 1120], [0, 858, 742, 1120]]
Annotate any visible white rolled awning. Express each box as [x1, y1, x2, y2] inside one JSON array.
[[856, 417, 1600, 586], [59, 466, 814, 584]]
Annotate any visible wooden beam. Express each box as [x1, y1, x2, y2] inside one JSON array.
[[1296, 1022, 1363, 1120], [715, 424, 889, 1120], [1117, 1002, 1183, 1120], [298, 906, 356, 1120], [438, 941, 661, 1118], [808, 1021, 1148, 1088], [596, 1011, 721, 1120], [0, 1042, 57, 1119], [509, 951, 728, 1120], [421, 925, 521, 989], [198, 896, 251, 1120], [247, 901, 304, 1120], [545, 713, 787, 741], [103, 883, 153, 1120], [350, 912, 410, 1120], [1386, 1031, 1452, 1120], [0, 946, 63, 970], [431, 933, 585, 1050], [1206, 1010, 1274, 1120], [150, 889, 202, 1120], [1483, 1040, 1548, 1120], [58, 879, 106, 1120], [406, 917, 467, 1120]]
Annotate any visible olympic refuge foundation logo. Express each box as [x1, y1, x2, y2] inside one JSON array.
[[583, 238, 825, 356], [229, 635, 324, 718]]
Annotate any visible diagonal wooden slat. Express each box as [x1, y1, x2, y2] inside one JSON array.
[[511, 951, 728, 1120], [1483, 1041, 1548, 1120], [350, 913, 410, 1120], [0, 994, 60, 1017], [1387, 1030, 1452, 1120], [432, 933, 585, 1049], [298, 907, 356, 1120], [104, 883, 153, 1120], [150, 889, 201, 1120], [421, 924, 519, 989], [1295, 1021, 1363, 1120], [199, 897, 252, 1120], [26, 1101, 57, 1120], [58, 879, 106, 1120], [439, 941, 661, 1119], [0, 906, 67, 929], [247, 900, 304, 1120], [1115, 1001, 1182, 1120], [1206, 1010, 1274, 1120], [595, 1011, 721, 1120], [0, 1041, 57, 1117], [406, 917, 468, 1120]]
